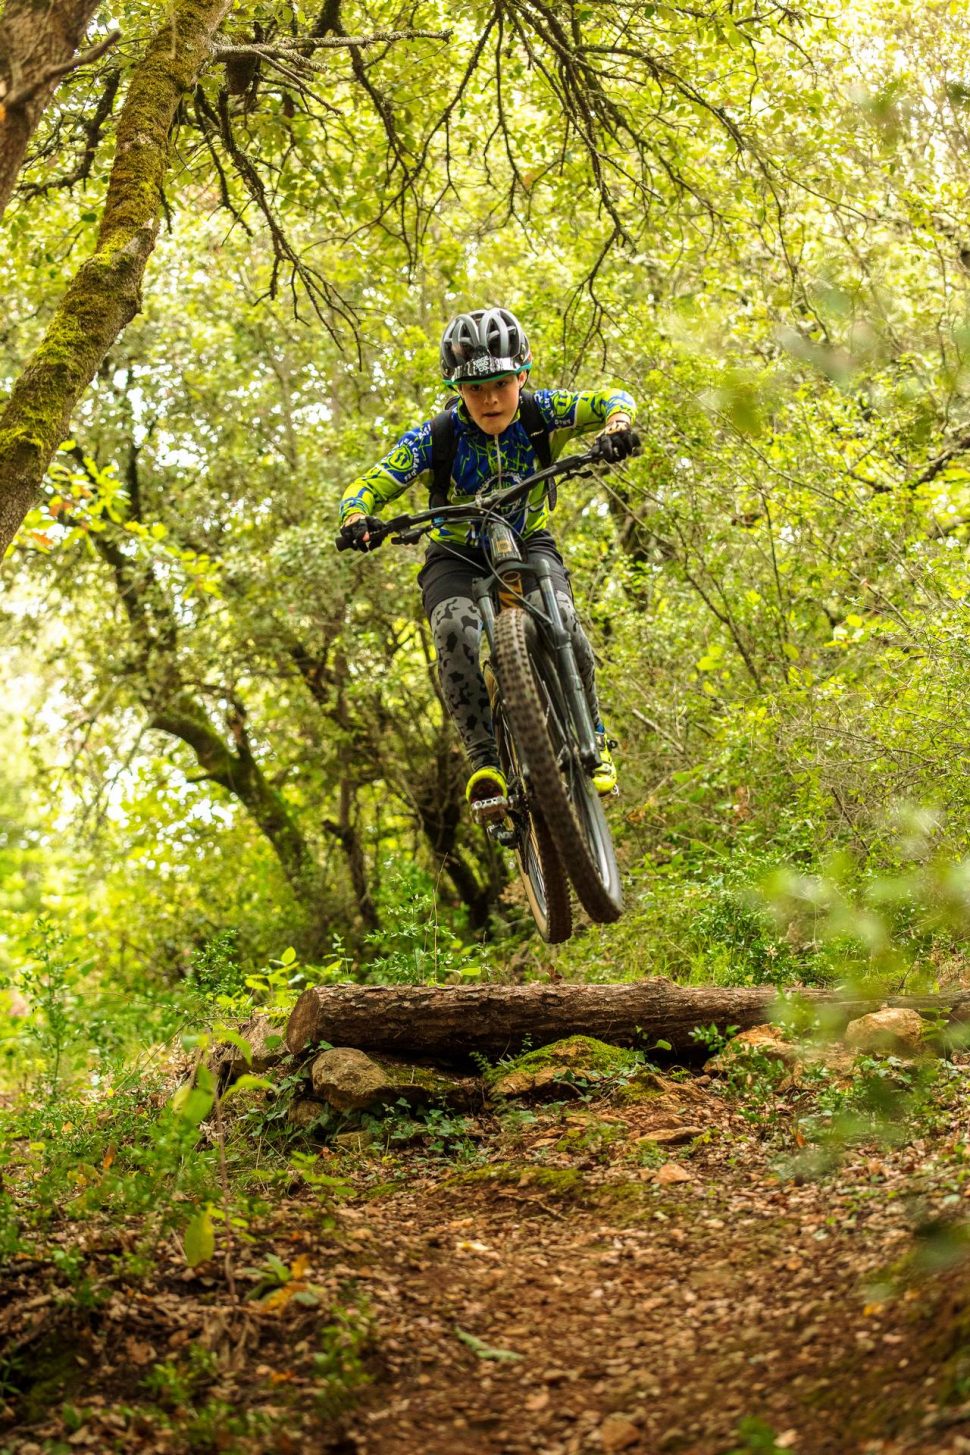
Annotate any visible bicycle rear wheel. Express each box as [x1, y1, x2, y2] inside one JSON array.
[[492, 687, 573, 944], [493, 607, 623, 924]]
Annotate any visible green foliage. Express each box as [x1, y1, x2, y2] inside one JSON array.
[[312, 1303, 374, 1417], [2, 1, 970, 1057], [793, 1055, 962, 1163], [16, 918, 87, 1099], [689, 1023, 740, 1056], [362, 862, 492, 984], [728, 1418, 791, 1455], [141, 1343, 219, 1410]]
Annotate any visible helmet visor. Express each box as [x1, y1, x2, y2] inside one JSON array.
[[448, 356, 531, 385]]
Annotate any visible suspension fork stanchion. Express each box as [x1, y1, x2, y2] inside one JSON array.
[[473, 576, 497, 653], [532, 556, 600, 772]]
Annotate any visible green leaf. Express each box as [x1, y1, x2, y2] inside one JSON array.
[[264, 1253, 290, 1283], [196, 1063, 216, 1093], [223, 1073, 274, 1098], [184, 1206, 215, 1268], [217, 1028, 254, 1065], [455, 1327, 523, 1362], [292, 1289, 320, 1306], [170, 1079, 215, 1125], [280, 946, 297, 966]]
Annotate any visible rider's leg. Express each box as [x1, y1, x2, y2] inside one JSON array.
[[427, 594, 497, 769], [421, 545, 506, 807]]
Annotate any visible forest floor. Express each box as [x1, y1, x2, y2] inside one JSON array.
[[4, 1043, 970, 1455]]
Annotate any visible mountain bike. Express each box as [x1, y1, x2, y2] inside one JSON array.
[[336, 438, 629, 943]]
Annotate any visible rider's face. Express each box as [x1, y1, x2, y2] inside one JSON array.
[[458, 372, 527, 435]]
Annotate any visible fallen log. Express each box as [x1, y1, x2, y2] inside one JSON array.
[[285, 980, 970, 1063]]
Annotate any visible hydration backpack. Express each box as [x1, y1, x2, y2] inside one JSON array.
[[427, 391, 552, 509]]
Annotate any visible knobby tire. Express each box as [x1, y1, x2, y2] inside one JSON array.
[[493, 695, 572, 944], [492, 607, 623, 924]]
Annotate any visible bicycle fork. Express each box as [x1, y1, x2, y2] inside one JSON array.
[[474, 557, 601, 776]]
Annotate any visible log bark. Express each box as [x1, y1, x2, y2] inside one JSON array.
[[0, 0, 233, 560], [285, 980, 970, 1063]]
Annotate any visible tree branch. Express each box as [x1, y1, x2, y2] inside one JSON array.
[[19, 67, 121, 200], [211, 29, 450, 61], [0, 0, 234, 560], [1, 30, 120, 110]]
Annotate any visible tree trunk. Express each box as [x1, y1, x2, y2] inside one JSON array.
[[323, 779, 379, 931], [88, 523, 327, 935], [0, 0, 102, 221], [411, 755, 503, 931], [0, 0, 233, 560], [285, 979, 970, 1062]]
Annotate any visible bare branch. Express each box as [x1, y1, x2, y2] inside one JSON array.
[[211, 28, 450, 63], [1, 30, 121, 110], [213, 84, 358, 340], [19, 67, 121, 200], [902, 428, 970, 492]]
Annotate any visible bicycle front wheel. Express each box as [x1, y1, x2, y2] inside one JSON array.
[[492, 608, 623, 924], [492, 690, 573, 944]]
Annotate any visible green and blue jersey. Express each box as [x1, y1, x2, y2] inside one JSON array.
[[339, 386, 636, 546]]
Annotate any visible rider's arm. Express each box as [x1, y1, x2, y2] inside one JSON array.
[[531, 387, 637, 452], [339, 419, 434, 526]]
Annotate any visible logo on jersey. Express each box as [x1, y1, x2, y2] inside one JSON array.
[[386, 442, 416, 475]]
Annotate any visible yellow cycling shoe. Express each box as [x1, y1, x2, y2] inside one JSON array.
[[592, 730, 618, 797], [466, 765, 509, 820]]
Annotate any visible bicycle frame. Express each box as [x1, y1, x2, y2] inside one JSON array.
[[335, 436, 619, 781], [335, 433, 632, 935]]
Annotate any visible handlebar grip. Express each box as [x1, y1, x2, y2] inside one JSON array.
[[335, 533, 352, 552]]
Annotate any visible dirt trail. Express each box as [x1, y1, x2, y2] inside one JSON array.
[[339, 1083, 966, 1455], [4, 1066, 970, 1455]]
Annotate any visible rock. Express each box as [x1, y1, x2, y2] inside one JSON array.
[[488, 1036, 639, 1100], [705, 1023, 797, 1074], [600, 1413, 641, 1451], [216, 1013, 288, 1082], [636, 1125, 703, 1146], [287, 1098, 324, 1130], [310, 1047, 400, 1111], [309, 1047, 474, 1112], [654, 1162, 693, 1186], [492, 1065, 562, 1097], [332, 1130, 375, 1152], [844, 1007, 930, 1058]]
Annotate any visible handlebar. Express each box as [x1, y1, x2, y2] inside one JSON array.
[[335, 432, 634, 553]]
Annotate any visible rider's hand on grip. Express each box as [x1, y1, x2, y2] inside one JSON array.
[[338, 515, 384, 552], [594, 426, 640, 463]]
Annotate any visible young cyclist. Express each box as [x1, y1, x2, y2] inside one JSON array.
[[338, 306, 637, 815]]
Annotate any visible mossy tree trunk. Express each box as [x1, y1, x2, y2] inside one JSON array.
[[0, 0, 102, 221], [0, 0, 234, 561]]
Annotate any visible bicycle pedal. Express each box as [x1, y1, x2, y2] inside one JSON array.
[[471, 794, 510, 824]]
